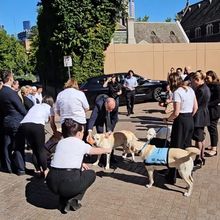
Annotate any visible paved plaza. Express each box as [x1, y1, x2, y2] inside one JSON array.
[[0, 102, 220, 220]]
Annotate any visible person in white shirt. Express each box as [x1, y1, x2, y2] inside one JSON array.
[[164, 73, 198, 184], [14, 96, 57, 177], [46, 118, 111, 214], [55, 78, 89, 125], [123, 70, 138, 116]]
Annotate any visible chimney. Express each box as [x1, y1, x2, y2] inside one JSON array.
[[129, 0, 135, 18]]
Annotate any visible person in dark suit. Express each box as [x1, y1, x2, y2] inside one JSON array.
[[191, 71, 210, 166], [0, 70, 27, 174], [205, 70, 220, 156], [86, 94, 118, 165], [87, 94, 117, 135]]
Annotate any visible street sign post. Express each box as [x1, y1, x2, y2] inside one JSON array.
[[63, 56, 72, 79]]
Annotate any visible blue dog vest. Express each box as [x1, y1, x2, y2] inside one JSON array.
[[144, 147, 169, 166]]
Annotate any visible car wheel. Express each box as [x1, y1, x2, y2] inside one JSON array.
[[153, 87, 163, 101]]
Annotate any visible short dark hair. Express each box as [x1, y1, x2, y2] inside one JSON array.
[[62, 118, 83, 138], [42, 95, 54, 107], [128, 70, 134, 75], [1, 70, 13, 83], [36, 84, 43, 89]]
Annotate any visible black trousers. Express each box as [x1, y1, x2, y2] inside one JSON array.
[[46, 168, 96, 202], [207, 118, 219, 147], [170, 113, 194, 149], [15, 123, 47, 171], [168, 113, 194, 183], [125, 90, 135, 114], [2, 126, 19, 172]]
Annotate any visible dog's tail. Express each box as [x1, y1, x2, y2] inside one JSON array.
[[185, 147, 200, 157]]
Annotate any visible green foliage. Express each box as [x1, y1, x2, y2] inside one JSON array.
[[37, 0, 127, 85], [136, 15, 149, 22], [28, 26, 39, 75], [165, 17, 172, 22], [0, 28, 34, 79]]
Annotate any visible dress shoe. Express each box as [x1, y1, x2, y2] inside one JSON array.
[[17, 170, 25, 176], [131, 111, 134, 114], [126, 113, 130, 116], [205, 151, 217, 157], [69, 199, 82, 211], [59, 197, 71, 214]]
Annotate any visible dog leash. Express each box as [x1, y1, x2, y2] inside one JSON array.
[[138, 140, 150, 155], [163, 123, 169, 148]]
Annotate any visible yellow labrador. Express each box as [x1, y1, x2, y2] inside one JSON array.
[[92, 130, 138, 169], [129, 139, 200, 197]]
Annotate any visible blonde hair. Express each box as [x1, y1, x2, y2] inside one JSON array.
[[20, 86, 27, 96], [64, 78, 79, 89], [191, 70, 206, 81]]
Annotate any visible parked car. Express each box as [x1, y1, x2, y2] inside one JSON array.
[[80, 72, 168, 108]]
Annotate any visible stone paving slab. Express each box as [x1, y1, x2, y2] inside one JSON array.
[[0, 102, 220, 219]]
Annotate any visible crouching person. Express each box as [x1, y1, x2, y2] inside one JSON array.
[[46, 118, 111, 214]]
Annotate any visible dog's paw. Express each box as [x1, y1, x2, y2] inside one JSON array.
[[104, 165, 110, 170], [92, 161, 99, 166], [122, 155, 127, 159], [145, 184, 153, 188], [183, 192, 191, 197]]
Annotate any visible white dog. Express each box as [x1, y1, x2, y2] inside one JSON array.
[[146, 126, 172, 142], [129, 139, 200, 197], [92, 130, 138, 169]]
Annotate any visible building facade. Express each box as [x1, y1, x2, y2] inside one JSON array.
[[178, 0, 220, 42], [112, 0, 189, 44]]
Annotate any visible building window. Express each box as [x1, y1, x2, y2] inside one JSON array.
[[150, 31, 161, 43], [169, 31, 180, 43], [195, 27, 201, 38], [206, 24, 213, 36]]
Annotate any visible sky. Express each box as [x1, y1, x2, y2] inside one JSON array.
[[0, 0, 199, 35]]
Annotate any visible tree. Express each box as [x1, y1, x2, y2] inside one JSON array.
[[136, 15, 149, 22], [37, 0, 127, 86], [165, 17, 172, 22], [0, 28, 34, 80], [28, 26, 39, 75]]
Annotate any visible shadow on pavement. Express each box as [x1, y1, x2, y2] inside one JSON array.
[[143, 109, 165, 114], [25, 177, 58, 210], [96, 155, 186, 195]]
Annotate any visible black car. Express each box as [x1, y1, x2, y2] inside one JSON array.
[[80, 73, 168, 108]]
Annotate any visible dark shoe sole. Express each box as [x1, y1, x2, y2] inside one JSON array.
[[205, 151, 217, 157]]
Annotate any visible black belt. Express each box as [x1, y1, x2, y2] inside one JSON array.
[[50, 167, 79, 171], [179, 113, 192, 116]]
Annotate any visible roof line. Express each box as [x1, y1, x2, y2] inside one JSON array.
[[176, 20, 189, 43]]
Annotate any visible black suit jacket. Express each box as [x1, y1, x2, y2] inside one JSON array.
[[194, 83, 210, 127], [208, 83, 220, 120], [0, 86, 27, 128], [87, 94, 118, 132]]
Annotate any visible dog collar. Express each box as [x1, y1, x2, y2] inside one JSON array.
[[138, 140, 150, 154]]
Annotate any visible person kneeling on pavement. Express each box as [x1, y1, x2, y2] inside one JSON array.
[[46, 118, 111, 214]]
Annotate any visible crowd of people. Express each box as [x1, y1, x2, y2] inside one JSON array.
[[163, 67, 220, 184], [0, 67, 219, 213]]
